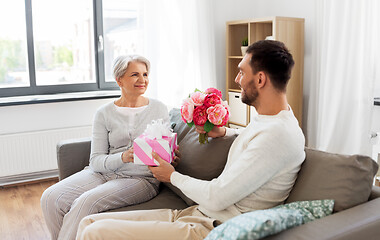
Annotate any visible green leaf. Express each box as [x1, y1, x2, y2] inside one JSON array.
[[194, 88, 202, 93], [187, 122, 194, 128], [204, 121, 214, 132]]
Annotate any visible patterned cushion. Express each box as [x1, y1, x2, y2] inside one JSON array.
[[205, 200, 334, 240], [205, 209, 303, 240], [275, 199, 334, 223]]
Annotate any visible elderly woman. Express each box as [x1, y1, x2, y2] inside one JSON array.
[[41, 55, 173, 240]]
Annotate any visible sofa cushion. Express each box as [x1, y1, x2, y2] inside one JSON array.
[[166, 108, 237, 205], [286, 148, 378, 212], [205, 200, 334, 240], [108, 186, 188, 212]]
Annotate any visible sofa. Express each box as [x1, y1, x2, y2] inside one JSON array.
[[57, 109, 380, 239]]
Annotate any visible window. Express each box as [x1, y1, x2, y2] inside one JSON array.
[[0, 1, 216, 105], [0, 0, 140, 98], [102, 0, 143, 82], [32, 0, 96, 86], [0, 0, 29, 88]]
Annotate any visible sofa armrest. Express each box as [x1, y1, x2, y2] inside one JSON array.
[[369, 186, 380, 200], [263, 198, 380, 240], [57, 137, 91, 180]]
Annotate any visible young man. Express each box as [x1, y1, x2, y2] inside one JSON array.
[[76, 40, 305, 240]]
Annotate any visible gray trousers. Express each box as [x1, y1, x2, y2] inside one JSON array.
[[40, 168, 159, 240]]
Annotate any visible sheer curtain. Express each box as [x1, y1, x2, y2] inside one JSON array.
[[307, 0, 380, 156], [142, 0, 216, 109]]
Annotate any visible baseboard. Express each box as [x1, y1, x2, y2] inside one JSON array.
[[0, 169, 59, 187]]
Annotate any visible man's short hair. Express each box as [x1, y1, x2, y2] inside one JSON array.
[[246, 40, 294, 92]]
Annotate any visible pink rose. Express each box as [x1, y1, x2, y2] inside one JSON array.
[[204, 93, 222, 108], [193, 105, 208, 126], [190, 92, 206, 107], [219, 100, 230, 126], [181, 98, 195, 123], [205, 88, 222, 98], [220, 108, 229, 126], [206, 104, 228, 125], [221, 100, 230, 112]]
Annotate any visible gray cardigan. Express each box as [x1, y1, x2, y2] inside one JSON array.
[[89, 98, 169, 177]]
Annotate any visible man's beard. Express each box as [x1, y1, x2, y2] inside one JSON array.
[[241, 80, 259, 106]]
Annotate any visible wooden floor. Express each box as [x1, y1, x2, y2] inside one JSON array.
[[0, 180, 57, 240]]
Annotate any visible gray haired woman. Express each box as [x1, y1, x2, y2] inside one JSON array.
[[41, 55, 176, 240]]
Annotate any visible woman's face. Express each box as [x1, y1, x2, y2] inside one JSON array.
[[117, 61, 149, 96]]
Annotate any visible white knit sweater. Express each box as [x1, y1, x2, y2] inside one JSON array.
[[171, 107, 305, 222], [89, 98, 169, 177]]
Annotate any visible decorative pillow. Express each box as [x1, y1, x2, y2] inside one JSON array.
[[205, 208, 304, 240], [205, 200, 334, 240], [286, 148, 378, 212], [166, 108, 237, 206], [275, 199, 334, 223]]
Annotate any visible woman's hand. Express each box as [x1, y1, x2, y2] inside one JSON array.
[[122, 147, 134, 163], [195, 125, 226, 138], [171, 149, 181, 168]]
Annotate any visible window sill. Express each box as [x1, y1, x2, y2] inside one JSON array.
[[0, 90, 121, 107]]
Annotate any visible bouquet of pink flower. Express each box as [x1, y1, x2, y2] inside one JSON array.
[[181, 87, 230, 144]]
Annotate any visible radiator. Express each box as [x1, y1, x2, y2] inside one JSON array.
[[0, 126, 92, 186]]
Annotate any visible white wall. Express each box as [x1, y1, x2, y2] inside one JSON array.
[[0, 99, 114, 135], [0, 99, 116, 179], [212, 0, 316, 134]]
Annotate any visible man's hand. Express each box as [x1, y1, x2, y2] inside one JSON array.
[[148, 152, 175, 183], [195, 125, 226, 138]]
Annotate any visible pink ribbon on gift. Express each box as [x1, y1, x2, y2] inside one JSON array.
[[133, 133, 177, 166]]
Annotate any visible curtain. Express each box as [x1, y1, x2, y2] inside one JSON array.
[[142, 0, 216, 109], [307, 0, 380, 156]]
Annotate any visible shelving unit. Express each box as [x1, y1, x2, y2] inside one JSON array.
[[226, 16, 304, 127]]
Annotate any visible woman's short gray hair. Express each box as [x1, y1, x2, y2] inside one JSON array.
[[112, 55, 151, 80]]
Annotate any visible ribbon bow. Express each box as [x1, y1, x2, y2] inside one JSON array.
[[144, 119, 172, 139]]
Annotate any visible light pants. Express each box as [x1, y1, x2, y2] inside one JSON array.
[[40, 168, 159, 240], [76, 205, 216, 240]]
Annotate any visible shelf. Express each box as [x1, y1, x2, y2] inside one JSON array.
[[228, 122, 246, 128], [228, 88, 241, 92], [225, 17, 304, 127], [227, 23, 248, 56], [227, 58, 241, 90], [250, 22, 273, 42]]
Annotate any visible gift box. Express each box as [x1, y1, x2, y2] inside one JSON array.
[[133, 119, 177, 166]]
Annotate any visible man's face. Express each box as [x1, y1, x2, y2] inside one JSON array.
[[235, 53, 259, 106]]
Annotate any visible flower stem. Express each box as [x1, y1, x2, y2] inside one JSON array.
[[198, 132, 209, 144]]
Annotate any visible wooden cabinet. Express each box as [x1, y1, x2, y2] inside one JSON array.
[[226, 17, 304, 127]]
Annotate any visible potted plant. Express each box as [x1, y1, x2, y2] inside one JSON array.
[[241, 37, 248, 55]]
